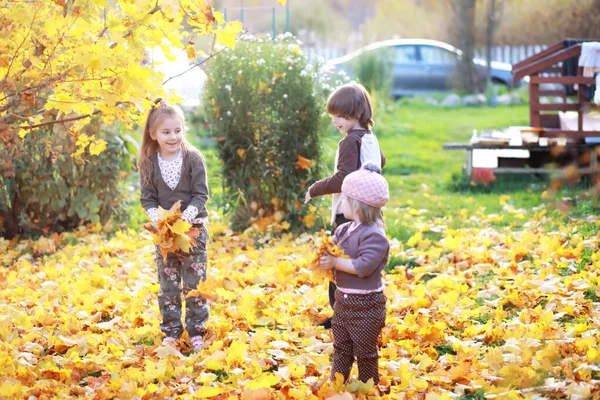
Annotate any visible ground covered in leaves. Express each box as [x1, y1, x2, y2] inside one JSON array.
[[1, 205, 600, 399]]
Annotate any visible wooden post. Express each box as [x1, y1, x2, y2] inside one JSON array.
[[578, 67, 585, 133], [285, 0, 290, 33], [465, 149, 473, 178], [272, 7, 276, 40], [530, 77, 540, 127], [590, 148, 598, 178]]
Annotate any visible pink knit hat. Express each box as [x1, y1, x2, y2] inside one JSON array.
[[342, 164, 389, 208]]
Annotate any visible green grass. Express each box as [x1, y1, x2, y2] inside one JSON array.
[[435, 342, 457, 356], [459, 390, 486, 400], [376, 104, 535, 214]]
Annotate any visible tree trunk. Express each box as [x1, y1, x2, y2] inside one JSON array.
[[1, 186, 20, 239], [455, 0, 479, 93], [485, 0, 496, 86]]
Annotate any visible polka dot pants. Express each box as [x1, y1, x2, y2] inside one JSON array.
[[331, 290, 386, 384]]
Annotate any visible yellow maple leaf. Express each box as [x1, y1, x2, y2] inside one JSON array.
[[174, 235, 192, 254], [309, 233, 349, 267], [144, 201, 200, 258], [158, 200, 182, 221], [226, 341, 248, 367], [89, 139, 107, 156], [245, 372, 278, 390], [185, 273, 220, 302], [204, 350, 226, 370], [169, 219, 192, 236], [196, 386, 226, 398], [216, 21, 242, 48], [186, 44, 196, 61], [154, 344, 185, 359], [303, 214, 316, 228]]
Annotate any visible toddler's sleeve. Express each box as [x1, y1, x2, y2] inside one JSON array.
[[351, 231, 389, 278]]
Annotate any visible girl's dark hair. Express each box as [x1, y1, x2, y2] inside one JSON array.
[[326, 83, 374, 129]]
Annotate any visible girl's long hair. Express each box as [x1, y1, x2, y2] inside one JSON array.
[[137, 98, 196, 187]]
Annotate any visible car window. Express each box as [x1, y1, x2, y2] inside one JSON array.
[[419, 46, 457, 65], [394, 45, 417, 64]]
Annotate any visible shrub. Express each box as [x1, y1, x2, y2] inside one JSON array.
[[352, 47, 395, 99], [203, 34, 330, 231], [0, 119, 135, 239]]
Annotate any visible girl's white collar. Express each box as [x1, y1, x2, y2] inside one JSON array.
[[158, 150, 182, 162]]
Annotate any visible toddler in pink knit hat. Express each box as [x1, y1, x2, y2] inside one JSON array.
[[319, 163, 390, 385]]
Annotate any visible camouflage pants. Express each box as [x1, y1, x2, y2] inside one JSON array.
[[155, 225, 209, 339]]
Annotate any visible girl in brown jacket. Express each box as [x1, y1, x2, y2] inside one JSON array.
[[138, 99, 209, 352]]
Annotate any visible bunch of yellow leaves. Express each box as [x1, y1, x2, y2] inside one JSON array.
[[309, 231, 350, 281], [142, 201, 200, 259]]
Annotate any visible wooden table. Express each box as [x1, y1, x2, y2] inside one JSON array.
[[443, 142, 600, 177]]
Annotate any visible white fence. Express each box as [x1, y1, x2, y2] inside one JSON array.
[[474, 45, 548, 65], [307, 44, 550, 65]]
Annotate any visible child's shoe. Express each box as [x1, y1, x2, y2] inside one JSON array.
[[162, 337, 178, 348], [190, 335, 204, 352], [317, 317, 332, 329]]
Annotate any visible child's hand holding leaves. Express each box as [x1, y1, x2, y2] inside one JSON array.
[[309, 231, 349, 281], [143, 200, 200, 259]]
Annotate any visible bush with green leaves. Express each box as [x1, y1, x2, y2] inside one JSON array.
[[352, 47, 395, 99], [0, 119, 136, 239], [203, 34, 332, 231]]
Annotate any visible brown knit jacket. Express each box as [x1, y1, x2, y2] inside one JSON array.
[[308, 129, 386, 198], [140, 150, 209, 218]]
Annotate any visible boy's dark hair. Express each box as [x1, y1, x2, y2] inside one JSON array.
[[326, 83, 374, 129]]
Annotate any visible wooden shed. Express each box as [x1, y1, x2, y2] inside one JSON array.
[[444, 39, 600, 181], [512, 39, 600, 140]]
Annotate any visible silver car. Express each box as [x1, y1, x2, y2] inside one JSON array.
[[326, 39, 517, 96]]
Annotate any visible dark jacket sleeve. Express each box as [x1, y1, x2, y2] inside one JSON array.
[[140, 164, 158, 210], [309, 135, 360, 198], [351, 230, 389, 279], [188, 151, 209, 211]]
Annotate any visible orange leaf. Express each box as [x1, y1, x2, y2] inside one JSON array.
[[255, 215, 276, 232], [309, 231, 350, 277], [296, 155, 314, 170], [186, 274, 219, 302]]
